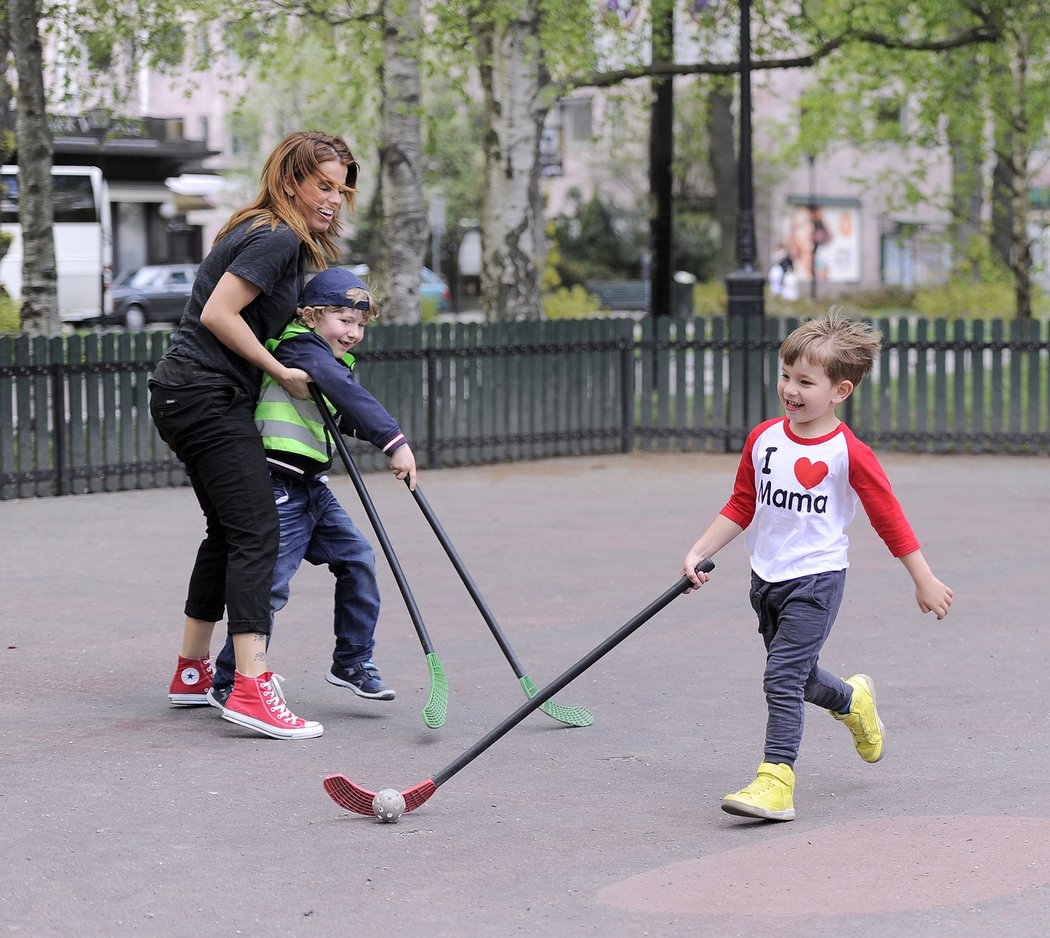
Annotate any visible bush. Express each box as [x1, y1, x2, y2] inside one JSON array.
[[907, 238, 1050, 319], [684, 275, 1050, 322], [0, 289, 19, 333], [543, 284, 604, 320], [691, 280, 727, 316], [838, 285, 917, 312], [547, 189, 646, 287], [911, 279, 1050, 320]]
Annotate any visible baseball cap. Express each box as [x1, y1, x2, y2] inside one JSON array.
[[302, 267, 371, 310]]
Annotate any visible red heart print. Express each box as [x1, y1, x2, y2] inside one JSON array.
[[794, 458, 828, 489]]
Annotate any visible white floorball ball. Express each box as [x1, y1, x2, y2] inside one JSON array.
[[373, 788, 406, 823]]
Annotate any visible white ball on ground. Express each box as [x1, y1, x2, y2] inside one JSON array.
[[372, 788, 406, 823]]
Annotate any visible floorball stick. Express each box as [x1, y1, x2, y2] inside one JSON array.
[[310, 384, 449, 729], [323, 559, 715, 816], [407, 480, 593, 727]]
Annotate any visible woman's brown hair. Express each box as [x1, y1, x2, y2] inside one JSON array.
[[215, 131, 358, 270]]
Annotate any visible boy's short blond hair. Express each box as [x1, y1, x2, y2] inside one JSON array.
[[298, 287, 380, 328], [780, 308, 882, 386]]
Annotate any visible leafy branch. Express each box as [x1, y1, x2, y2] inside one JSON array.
[[555, 19, 1001, 95]]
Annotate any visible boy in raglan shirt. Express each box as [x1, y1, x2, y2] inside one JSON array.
[[209, 267, 416, 714], [682, 310, 953, 821]]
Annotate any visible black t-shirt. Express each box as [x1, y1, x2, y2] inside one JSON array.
[[152, 218, 307, 397]]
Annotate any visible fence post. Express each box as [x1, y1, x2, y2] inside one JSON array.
[[726, 312, 746, 449], [620, 329, 634, 454], [51, 361, 67, 496], [425, 344, 438, 469]]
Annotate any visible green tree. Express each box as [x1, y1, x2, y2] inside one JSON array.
[[564, 0, 1000, 296], [781, 1, 1050, 318], [58, 0, 425, 317], [7, 0, 56, 336], [39, 0, 1013, 327]]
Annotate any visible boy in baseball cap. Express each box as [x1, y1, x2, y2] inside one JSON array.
[[210, 266, 417, 712]]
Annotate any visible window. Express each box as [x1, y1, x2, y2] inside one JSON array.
[[560, 98, 594, 144], [873, 97, 907, 140], [540, 125, 563, 176], [881, 225, 951, 286], [1, 172, 99, 224]]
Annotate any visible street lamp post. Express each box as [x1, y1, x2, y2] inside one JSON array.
[[807, 152, 818, 299], [649, 0, 675, 318], [725, 0, 765, 445]]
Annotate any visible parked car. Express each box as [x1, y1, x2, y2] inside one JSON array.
[[336, 263, 452, 316], [103, 263, 198, 329]]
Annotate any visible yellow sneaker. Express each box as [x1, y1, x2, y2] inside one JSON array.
[[721, 762, 795, 821], [832, 673, 885, 763]]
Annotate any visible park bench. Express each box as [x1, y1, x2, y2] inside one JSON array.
[[585, 279, 651, 312]]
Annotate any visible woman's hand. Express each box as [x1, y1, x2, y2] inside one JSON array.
[[277, 368, 312, 400]]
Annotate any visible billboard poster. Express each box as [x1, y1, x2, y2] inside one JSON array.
[[779, 203, 861, 285]]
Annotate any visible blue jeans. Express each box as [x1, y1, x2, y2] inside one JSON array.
[[749, 570, 851, 767], [213, 472, 381, 693]]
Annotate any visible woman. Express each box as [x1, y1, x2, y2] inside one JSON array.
[[151, 131, 358, 739]]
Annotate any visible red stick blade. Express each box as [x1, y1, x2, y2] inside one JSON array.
[[402, 780, 437, 813], [323, 774, 376, 815], [324, 775, 438, 816]]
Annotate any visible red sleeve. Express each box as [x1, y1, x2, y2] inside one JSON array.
[[845, 429, 920, 557], [719, 422, 773, 529]]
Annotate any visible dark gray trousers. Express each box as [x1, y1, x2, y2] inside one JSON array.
[[750, 569, 852, 767]]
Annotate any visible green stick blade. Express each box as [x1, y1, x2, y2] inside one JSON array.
[[520, 675, 594, 728], [422, 652, 449, 728]]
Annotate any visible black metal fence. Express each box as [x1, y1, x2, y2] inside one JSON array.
[[2, 315, 1047, 500]]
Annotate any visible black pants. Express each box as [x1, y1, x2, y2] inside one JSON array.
[[150, 381, 278, 635]]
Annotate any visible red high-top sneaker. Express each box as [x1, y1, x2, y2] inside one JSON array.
[[168, 655, 215, 707], [221, 671, 323, 740]]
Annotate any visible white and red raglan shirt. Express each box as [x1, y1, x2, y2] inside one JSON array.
[[720, 417, 920, 582]]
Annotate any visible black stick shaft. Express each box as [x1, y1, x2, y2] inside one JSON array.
[[309, 384, 435, 654], [431, 559, 715, 788], [409, 483, 526, 675]]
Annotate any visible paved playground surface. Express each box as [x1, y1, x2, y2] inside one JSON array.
[[3, 451, 1048, 936]]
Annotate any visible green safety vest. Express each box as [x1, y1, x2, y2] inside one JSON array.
[[255, 321, 355, 466]]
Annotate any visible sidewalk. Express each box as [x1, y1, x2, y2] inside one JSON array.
[[2, 451, 1047, 936]]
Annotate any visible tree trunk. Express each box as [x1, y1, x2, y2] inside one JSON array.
[[989, 151, 1013, 269], [0, 18, 12, 163], [0, 17, 12, 273], [473, 5, 545, 321], [8, 0, 58, 336], [946, 50, 984, 281], [1006, 19, 1032, 319], [374, 0, 426, 324], [707, 87, 737, 280], [947, 123, 983, 279]]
